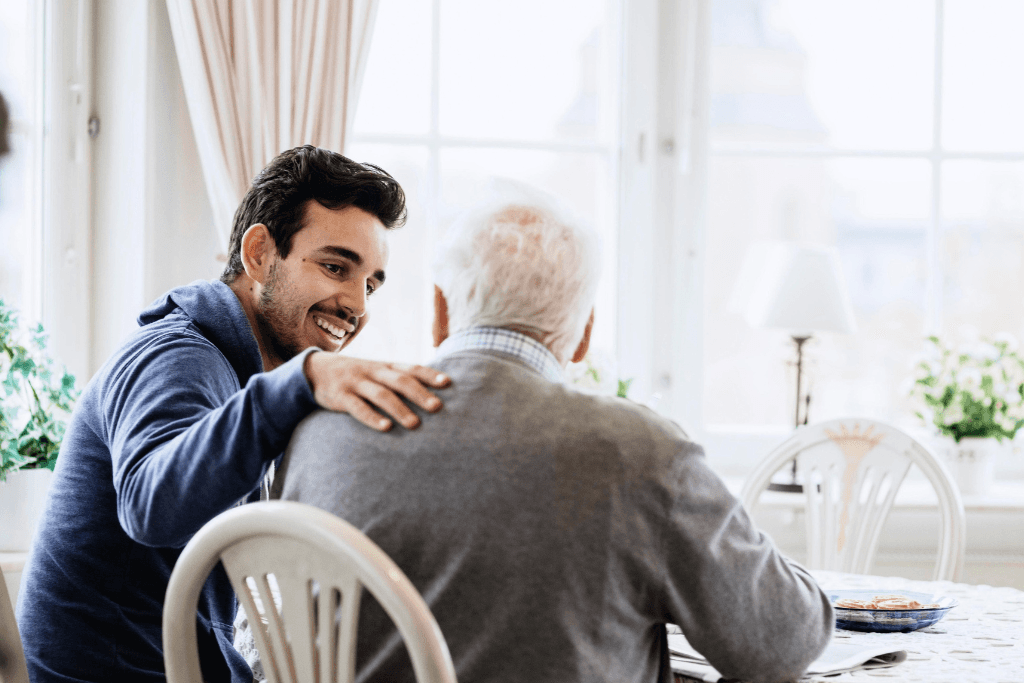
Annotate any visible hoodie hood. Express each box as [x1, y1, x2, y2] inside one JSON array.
[[138, 279, 263, 385]]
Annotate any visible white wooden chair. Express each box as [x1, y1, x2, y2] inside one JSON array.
[[0, 571, 29, 683], [163, 501, 457, 683], [740, 418, 966, 581]]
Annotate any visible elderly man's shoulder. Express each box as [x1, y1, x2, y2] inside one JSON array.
[[560, 383, 698, 447], [291, 351, 700, 459]]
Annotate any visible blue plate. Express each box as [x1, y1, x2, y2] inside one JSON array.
[[828, 589, 958, 633]]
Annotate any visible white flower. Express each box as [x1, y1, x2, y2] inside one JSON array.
[[1009, 403, 1024, 421], [978, 342, 1000, 362], [994, 331, 1020, 353], [1001, 416, 1018, 432], [959, 367, 982, 390], [942, 403, 964, 426]]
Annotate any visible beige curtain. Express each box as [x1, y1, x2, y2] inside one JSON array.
[[166, 0, 379, 253]]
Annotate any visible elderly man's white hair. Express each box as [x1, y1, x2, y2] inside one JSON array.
[[433, 183, 601, 364]]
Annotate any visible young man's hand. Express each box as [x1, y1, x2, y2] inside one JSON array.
[[303, 351, 450, 431]]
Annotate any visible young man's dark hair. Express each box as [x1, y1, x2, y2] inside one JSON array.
[[221, 144, 407, 283], [0, 91, 10, 158]]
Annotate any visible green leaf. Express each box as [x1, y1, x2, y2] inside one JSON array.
[[617, 378, 633, 399], [0, 301, 79, 476]]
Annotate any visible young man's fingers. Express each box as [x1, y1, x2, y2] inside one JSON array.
[[389, 363, 451, 388], [341, 394, 393, 432], [358, 378, 421, 429], [373, 367, 444, 413]]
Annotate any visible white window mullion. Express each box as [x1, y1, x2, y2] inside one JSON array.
[[616, 0, 660, 404], [24, 0, 46, 325], [421, 0, 442, 355], [41, 0, 93, 380], [926, 0, 945, 335]]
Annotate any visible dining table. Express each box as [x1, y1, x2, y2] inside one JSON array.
[[673, 569, 1024, 683]]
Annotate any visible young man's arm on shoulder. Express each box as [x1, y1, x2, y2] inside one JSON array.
[[659, 447, 833, 683]]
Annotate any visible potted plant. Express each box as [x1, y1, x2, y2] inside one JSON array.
[[0, 298, 79, 550], [908, 333, 1024, 495]]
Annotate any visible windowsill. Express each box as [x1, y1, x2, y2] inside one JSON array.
[[722, 476, 1024, 512]]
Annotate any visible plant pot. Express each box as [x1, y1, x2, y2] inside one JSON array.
[[939, 437, 997, 496], [0, 468, 53, 551]]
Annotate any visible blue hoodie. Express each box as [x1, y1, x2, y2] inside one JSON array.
[[17, 280, 319, 682]]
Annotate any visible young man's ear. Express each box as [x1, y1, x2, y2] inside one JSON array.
[[432, 285, 450, 348], [571, 309, 595, 364], [240, 224, 275, 284]]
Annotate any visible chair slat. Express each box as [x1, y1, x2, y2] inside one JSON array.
[[335, 577, 362, 683]]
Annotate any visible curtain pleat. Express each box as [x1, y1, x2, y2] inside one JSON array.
[[166, 0, 379, 254]]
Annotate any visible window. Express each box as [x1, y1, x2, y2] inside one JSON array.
[[342, 0, 622, 366], [0, 1, 44, 318], [701, 0, 1024, 446]]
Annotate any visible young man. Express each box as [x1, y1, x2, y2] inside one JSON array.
[[17, 146, 449, 683], [274, 189, 834, 683]]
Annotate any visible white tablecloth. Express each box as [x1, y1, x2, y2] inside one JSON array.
[[673, 571, 1024, 683], [805, 570, 1024, 682]]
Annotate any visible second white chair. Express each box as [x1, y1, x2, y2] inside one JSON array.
[[163, 501, 457, 683], [740, 418, 966, 581]]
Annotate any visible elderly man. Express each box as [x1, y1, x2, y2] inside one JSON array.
[[274, 188, 834, 683]]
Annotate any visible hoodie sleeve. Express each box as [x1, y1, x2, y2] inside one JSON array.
[[104, 332, 318, 548], [657, 444, 834, 683]]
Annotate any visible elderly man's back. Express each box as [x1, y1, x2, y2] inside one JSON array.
[[275, 344, 832, 683]]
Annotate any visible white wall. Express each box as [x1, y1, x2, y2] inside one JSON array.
[[90, 0, 219, 376]]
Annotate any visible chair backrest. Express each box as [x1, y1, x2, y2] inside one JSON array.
[[0, 573, 29, 683], [740, 418, 966, 581], [163, 501, 457, 683]]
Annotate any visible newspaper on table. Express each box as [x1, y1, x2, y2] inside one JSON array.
[[666, 625, 907, 682]]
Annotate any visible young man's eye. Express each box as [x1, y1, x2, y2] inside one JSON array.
[[366, 282, 376, 296], [324, 263, 345, 275]]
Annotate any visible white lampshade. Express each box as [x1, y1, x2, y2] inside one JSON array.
[[730, 242, 857, 335]]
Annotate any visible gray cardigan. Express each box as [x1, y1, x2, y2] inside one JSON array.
[[273, 348, 833, 683]]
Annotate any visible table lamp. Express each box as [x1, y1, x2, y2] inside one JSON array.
[[730, 242, 858, 491]]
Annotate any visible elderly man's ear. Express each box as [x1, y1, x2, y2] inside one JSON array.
[[571, 310, 595, 364], [433, 286, 450, 348]]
